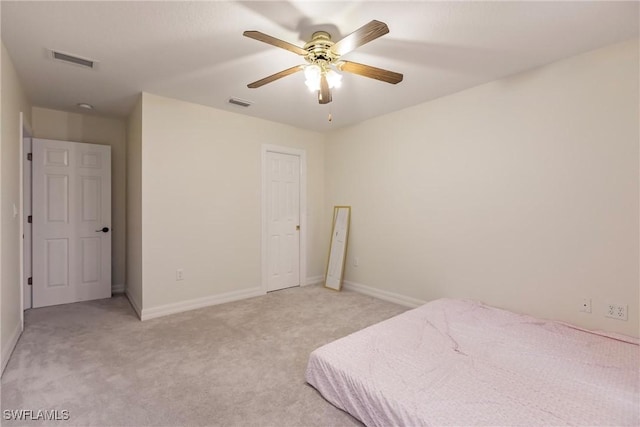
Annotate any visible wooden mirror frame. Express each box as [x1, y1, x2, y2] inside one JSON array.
[[324, 206, 351, 291]]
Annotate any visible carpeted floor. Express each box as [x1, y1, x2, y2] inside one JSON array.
[[1, 284, 408, 426]]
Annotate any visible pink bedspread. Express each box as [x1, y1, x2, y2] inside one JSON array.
[[305, 298, 639, 426]]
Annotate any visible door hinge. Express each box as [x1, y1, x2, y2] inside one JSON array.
[[28, 277, 32, 285], [28, 215, 32, 223], [27, 153, 32, 161]]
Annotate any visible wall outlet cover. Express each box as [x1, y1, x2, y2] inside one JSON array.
[[605, 303, 627, 321]]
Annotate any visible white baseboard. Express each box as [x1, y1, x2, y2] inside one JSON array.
[[125, 289, 142, 320], [1, 320, 23, 376], [111, 283, 125, 294], [141, 287, 265, 321], [343, 280, 426, 308], [303, 275, 324, 286]]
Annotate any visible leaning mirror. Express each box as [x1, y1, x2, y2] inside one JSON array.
[[325, 206, 351, 291]]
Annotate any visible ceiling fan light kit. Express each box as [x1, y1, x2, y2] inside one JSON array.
[[304, 64, 342, 92], [243, 20, 403, 105]]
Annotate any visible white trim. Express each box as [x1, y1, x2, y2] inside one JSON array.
[[1, 320, 22, 376], [19, 113, 33, 321], [19, 113, 25, 325], [125, 289, 142, 320], [140, 287, 264, 321], [22, 135, 33, 311], [111, 283, 125, 294], [304, 275, 324, 286], [261, 144, 307, 293], [343, 280, 426, 308]]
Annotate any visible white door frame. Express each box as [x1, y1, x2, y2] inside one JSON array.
[[22, 135, 32, 310], [261, 144, 307, 294], [20, 113, 33, 321]]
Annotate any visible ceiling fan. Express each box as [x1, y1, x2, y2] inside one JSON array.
[[243, 20, 403, 104]]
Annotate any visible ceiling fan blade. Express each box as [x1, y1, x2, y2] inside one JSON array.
[[330, 20, 389, 56], [243, 30, 308, 56], [247, 65, 304, 88], [337, 61, 403, 84], [318, 74, 332, 104]]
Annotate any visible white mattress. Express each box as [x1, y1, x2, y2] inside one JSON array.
[[305, 298, 640, 426]]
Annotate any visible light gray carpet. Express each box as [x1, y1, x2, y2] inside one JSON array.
[[1, 285, 407, 426]]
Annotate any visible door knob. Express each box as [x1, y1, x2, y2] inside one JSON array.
[[96, 227, 110, 233]]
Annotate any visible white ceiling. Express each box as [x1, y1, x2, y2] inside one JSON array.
[[2, 1, 638, 132]]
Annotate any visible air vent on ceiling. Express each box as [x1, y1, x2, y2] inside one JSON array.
[[51, 50, 96, 69], [228, 97, 252, 107]]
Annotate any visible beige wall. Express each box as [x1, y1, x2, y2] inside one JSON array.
[[325, 39, 639, 337], [126, 96, 143, 313], [140, 93, 326, 311], [31, 107, 127, 291], [1, 42, 32, 372]]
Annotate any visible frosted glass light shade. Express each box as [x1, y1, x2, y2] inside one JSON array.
[[304, 64, 321, 92], [326, 69, 342, 89]]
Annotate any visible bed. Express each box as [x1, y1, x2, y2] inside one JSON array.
[[305, 298, 639, 426]]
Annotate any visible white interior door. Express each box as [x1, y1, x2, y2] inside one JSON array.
[[266, 151, 300, 292], [32, 138, 111, 308]]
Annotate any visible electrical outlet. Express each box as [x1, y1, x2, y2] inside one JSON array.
[[579, 298, 591, 313], [353, 257, 359, 267], [605, 303, 627, 320], [176, 269, 184, 281]]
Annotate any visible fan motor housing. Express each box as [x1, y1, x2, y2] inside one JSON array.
[[304, 31, 338, 64]]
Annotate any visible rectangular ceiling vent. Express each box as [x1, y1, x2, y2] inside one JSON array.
[[228, 97, 252, 108], [51, 50, 96, 69]]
